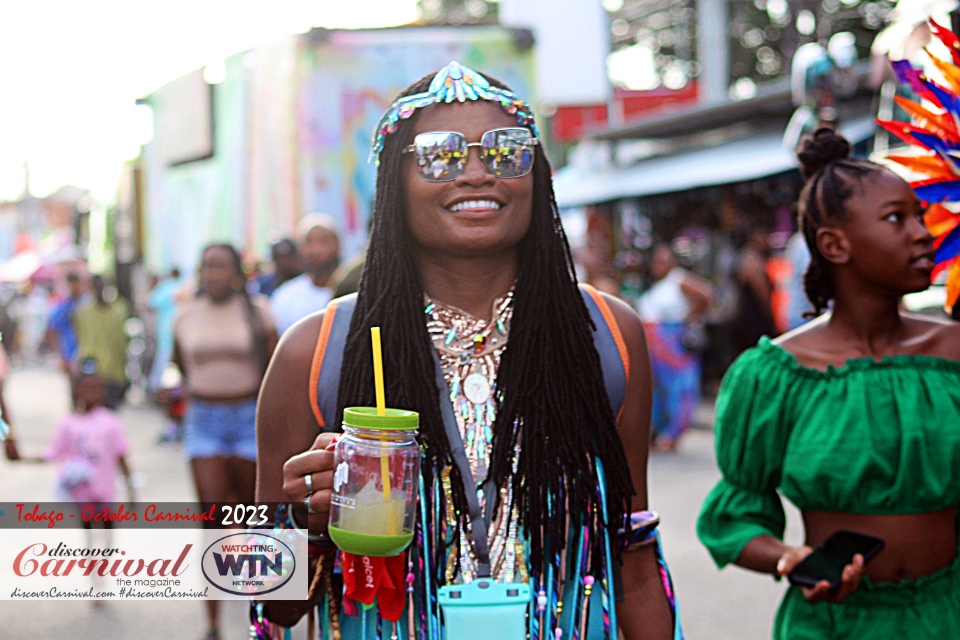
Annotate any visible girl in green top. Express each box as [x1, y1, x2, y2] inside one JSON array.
[[697, 127, 960, 639]]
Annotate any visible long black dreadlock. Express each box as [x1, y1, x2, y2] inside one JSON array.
[[796, 127, 883, 316], [334, 71, 634, 579]]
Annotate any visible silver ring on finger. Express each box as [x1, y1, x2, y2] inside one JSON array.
[[304, 472, 314, 496], [304, 474, 317, 514]]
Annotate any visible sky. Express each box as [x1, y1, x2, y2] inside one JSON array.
[[0, 0, 420, 202]]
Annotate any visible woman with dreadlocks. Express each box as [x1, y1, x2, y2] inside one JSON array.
[[697, 127, 960, 638], [173, 242, 277, 640], [253, 63, 679, 640]]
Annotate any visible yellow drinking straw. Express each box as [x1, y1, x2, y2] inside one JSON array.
[[370, 327, 392, 501]]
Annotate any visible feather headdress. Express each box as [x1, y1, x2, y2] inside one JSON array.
[[877, 19, 960, 313]]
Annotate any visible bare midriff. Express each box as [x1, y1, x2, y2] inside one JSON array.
[[190, 390, 260, 404], [803, 508, 957, 582]]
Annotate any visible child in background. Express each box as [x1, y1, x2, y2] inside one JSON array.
[[0, 340, 19, 461], [44, 359, 135, 508], [42, 359, 135, 607]]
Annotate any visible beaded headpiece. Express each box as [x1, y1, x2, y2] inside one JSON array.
[[370, 61, 539, 162], [876, 19, 960, 313]]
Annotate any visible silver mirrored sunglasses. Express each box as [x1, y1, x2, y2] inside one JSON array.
[[402, 127, 538, 182]]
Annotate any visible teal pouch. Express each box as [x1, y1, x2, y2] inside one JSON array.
[[437, 579, 530, 640]]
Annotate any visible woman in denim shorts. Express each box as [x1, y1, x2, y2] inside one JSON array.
[[173, 243, 278, 640]]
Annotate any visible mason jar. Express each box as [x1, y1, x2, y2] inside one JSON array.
[[328, 407, 420, 556]]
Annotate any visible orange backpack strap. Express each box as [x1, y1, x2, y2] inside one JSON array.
[[309, 300, 338, 429], [579, 284, 630, 423], [308, 294, 358, 430]]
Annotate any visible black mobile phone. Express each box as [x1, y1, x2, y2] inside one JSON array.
[[787, 530, 885, 589]]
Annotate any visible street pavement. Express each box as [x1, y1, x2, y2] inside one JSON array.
[[0, 364, 804, 639]]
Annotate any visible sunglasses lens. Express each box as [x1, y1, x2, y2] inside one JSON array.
[[482, 129, 536, 178], [412, 132, 467, 181]]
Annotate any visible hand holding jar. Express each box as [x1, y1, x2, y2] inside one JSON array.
[[282, 431, 338, 530]]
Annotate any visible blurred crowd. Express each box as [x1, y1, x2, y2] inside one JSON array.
[[0, 214, 834, 459], [0, 198, 947, 468]]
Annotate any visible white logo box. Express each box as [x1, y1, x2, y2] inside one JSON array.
[[0, 527, 307, 600]]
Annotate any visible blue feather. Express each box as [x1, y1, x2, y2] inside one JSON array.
[[936, 224, 960, 263], [925, 81, 960, 120], [914, 180, 960, 202], [913, 131, 960, 152]]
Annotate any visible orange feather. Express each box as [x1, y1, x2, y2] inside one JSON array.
[[893, 96, 958, 138], [887, 154, 957, 180]]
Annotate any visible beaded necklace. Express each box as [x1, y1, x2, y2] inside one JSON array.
[[424, 289, 527, 584], [425, 290, 512, 482]]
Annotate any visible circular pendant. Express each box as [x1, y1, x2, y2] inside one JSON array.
[[463, 372, 492, 404]]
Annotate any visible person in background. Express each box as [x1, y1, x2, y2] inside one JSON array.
[[1, 341, 19, 461], [330, 248, 365, 298], [731, 227, 778, 355], [173, 242, 278, 640], [38, 358, 134, 607], [20, 282, 52, 363], [697, 128, 960, 638], [269, 214, 340, 335], [699, 227, 740, 395], [254, 238, 302, 298], [637, 244, 714, 452], [74, 276, 131, 410], [0, 287, 20, 362], [43, 359, 135, 505], [331, 216, 374, 298], [47, 271, 87, 372], [148, 267, 182, 392], [783, 230, 815, 330], [149, 268, 185, 442]]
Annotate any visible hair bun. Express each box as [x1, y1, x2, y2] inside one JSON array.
[[796, 127, 851, 179]]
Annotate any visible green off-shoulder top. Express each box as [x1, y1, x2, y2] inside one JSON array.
[[697, 337, 960, 569]]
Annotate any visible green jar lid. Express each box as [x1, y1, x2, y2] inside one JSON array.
[[343, 407, 419, 430]]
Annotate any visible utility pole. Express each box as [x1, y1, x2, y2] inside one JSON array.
[[697, 0, 729, 105]]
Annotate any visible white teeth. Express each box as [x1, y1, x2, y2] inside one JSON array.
[[447, 200, 501, 212]]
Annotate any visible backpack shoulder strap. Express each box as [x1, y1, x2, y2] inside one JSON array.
[[579, 284, 630, 423], [308, 293, 357, 431], [308, 288, 628, 428]]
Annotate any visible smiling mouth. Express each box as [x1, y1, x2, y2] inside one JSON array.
[[446, 199, 502, 213], [911, 255, 935, 270]]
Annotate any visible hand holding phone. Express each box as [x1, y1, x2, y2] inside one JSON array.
[[780, 530, 884, 603]]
